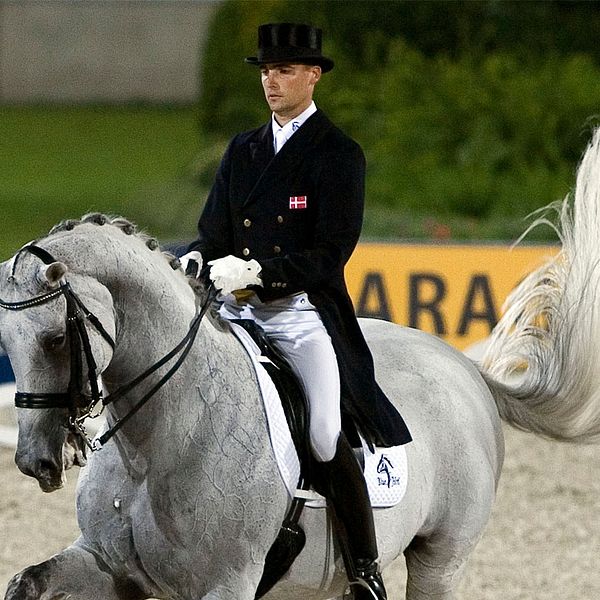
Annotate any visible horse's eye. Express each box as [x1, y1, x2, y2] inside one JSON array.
[[44, 333, 66, 352]]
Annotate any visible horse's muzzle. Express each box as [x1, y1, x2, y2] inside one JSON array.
[[15, 454, 65, 492]]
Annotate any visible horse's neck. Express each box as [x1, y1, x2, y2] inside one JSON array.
[[54, 226, 198, 378], [43, 225, 209, 433], [98, 249, 200, 436], [98, 266, 261, 461], [103, 318, 265, 477], [103, 271, 196, 381], [43, 226, 266, 467]]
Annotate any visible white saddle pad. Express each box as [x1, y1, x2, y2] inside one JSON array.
[[230, 322, 408, 509]]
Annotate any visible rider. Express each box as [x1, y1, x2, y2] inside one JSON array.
[[182, 22, 411, 599]]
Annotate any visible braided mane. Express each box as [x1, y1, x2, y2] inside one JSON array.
[[47, 212, 182, 271]]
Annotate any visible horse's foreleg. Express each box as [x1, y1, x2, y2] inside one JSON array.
[[4, 544, 147, 600]]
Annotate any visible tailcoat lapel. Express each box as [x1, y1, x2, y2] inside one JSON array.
[[248, 121, 274, 167], [242, 122, 275, 207]]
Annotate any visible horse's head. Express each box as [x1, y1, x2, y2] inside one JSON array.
[[0, 246, 116, 491]]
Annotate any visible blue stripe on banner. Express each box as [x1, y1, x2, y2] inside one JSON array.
[[0, 354, 14, 384]]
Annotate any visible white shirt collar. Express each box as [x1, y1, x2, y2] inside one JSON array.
[[272, 101, 317, 154]]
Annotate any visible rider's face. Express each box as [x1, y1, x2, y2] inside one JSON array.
[[260, 63, 321, 125]]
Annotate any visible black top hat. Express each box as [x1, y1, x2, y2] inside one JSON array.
[[245, 23, 334, 73]]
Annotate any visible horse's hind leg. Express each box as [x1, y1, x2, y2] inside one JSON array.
[[4, 545, 147, 600], [403, 534, 473, 599]]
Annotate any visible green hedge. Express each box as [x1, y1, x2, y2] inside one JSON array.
[[333, 46, 600, 220], [198, 0, 600, 241], [0, 105, 204, 257]]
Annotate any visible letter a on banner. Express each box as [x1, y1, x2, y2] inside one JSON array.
[[409, 273, 447, 335], [457, 274, 498, 335], [356, 272, 392, 321]]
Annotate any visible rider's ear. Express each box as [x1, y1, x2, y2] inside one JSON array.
[[43, 261, 68, 287]]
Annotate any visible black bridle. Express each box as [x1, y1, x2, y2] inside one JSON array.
[[1, 244, 214, 451]]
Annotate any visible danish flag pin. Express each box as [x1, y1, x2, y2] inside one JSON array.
[[289, 196, 307, 209]]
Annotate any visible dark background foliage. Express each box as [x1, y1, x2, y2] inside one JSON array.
[[198, 0, 600, 241], [3, 1, 599, 254]]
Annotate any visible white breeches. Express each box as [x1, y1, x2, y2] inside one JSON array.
[[218, 292, 341, 462]]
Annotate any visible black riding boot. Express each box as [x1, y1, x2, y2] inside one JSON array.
[[318, 434, 387, 600]]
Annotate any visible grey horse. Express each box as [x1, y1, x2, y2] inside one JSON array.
[[4, 127, 600, 600]]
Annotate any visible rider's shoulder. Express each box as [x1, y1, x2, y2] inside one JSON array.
[[230, 124, 268, 148]]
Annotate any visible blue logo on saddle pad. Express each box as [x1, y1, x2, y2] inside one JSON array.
[[377, 454, 402, 488], [363, 445, 408, 507]]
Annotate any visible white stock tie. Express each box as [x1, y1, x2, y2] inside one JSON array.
[[274, 128, 286, 154]]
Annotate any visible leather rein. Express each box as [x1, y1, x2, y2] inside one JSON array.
[[0, 244, 215, 451]]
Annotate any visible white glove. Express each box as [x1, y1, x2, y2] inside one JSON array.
[[208, 255, 263, 295], [179, 251, 203, 278]]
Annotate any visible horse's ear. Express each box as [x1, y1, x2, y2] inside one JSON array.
[[43, 261, 68, 287]]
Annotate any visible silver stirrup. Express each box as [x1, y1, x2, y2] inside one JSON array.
[[346, 578, 379, 600]]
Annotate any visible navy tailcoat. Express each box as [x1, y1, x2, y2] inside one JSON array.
[[189, 109, 411, 447]]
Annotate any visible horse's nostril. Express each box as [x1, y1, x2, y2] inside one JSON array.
[[38, 459, 57, 474]]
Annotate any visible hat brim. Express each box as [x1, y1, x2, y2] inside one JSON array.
[[245, 55, 334, 73]]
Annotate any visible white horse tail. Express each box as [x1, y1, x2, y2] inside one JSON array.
[[482, 127, 600, 443]]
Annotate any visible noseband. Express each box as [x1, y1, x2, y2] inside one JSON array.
[[0, 243, 214, 451]]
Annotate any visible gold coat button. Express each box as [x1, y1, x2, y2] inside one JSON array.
[[277, 215, 284, 224], [243, 218, 251, 227], [273, 245, 281, 254], [242, 248, 250, 256]]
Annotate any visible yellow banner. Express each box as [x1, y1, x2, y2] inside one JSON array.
[[346, 242, 558, 351]]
